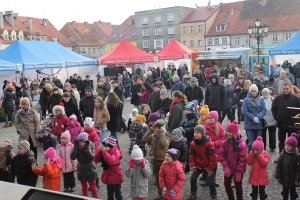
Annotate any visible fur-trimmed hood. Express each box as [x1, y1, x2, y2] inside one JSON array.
[[52, 105, 65, 115], [4, 85, 15, 92]]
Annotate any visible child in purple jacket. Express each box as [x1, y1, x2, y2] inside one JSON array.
[[219, 121, 247, 200]]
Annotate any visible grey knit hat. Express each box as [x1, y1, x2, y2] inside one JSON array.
[[194, 125, 206, 135], [160, 88, 168, 95], [171, 127, 185, 142]]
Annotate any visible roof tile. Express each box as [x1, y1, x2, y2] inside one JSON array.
[[181, 5, 220, 23]]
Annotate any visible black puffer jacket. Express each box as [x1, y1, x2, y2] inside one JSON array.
[[131, 84, 142, 105], [275, 151, 300, 188], [156, 97, 172, 115], [184, 85, 204, 104], [271, 93, 300, 129], [107, 102, 122, 132], [39, 88, 51, 109], [61, 99, 83, 126], [9, 150, 38, 186], [3, 86, 15, 112], [80, 95, 95, 119], [225, 85, 234, 109], [204, 73, 226, 109], [69, 78, 81, 90], [236, 89, 248, 107], [169, 139, 189, 163], [14, 86, 22, 105], [147, 92, 160, 112], [114, 86, 124, 103], [47, 93, 62, 114], [80, 80, 94, 94]]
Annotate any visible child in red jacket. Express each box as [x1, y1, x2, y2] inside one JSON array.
[[187, 125, 218, 200], [159, 148, 185, 200], [52, 104, 68, 140], [246, 136, 270, 200]]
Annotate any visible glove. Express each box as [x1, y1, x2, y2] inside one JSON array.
[[129, 159, 135, 168], [224, 167, 231, 177], [235, 172, 242, 182], [162, 187, 167, 194], [253, 117, 259, 123], [170, 189, 176, 197], [141, 159, 145, 168]]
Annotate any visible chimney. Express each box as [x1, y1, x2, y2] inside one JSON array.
[[13, 13, 18, 20], [207, 0, 211, 9], [28, 17, 32, 30], [4, 11, 14, 27], [43, 18, 47, 26], [0, 12, 3, 29], [262, 0, 267, 6]]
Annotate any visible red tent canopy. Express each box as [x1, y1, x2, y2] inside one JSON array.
[[98, 40, 157, 65], [155, 39, 198, 60]]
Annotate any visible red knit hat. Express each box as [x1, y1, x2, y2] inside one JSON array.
[[207, 111, 219, 121], [285, 133, 298, 150], [226, 120, 239, 139], [11, 81, 17, 87], [252, 136, 264, 153]]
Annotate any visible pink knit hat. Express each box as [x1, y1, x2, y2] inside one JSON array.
[[285, 133, 298, 150], [44, 147, 62, 168], [61, 130, 71, 142], [69, 114, 77, 121], [226, 120, 239, 139], [207, 111, 219, 121], [252, 136, 264, 153]]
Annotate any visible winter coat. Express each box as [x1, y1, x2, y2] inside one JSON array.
[[181, 113, 199, 144], [271, 93, 300, 129], [189, 136, 218, 172], [114, 86, 124, 103], [107, 102, 122, 131], [219, 135, 247, 175], [204, 74, 227, 109], [169, 139, 189, 163], [80, 80, 94, 94], [204, 121, 225, 158], [46, 93, 62, 114], [94, 146, 124, 185], [39, 88, 51, 109], [53, 80, 63, 89], [156, 97, 172, 115], [14, 86, 22, 105], [72, 89, 80, 108], [97, 82, 105, 99], [131, 84, 142, 105], [145, 76, 153, 86], [79, 96, 95, 119], [253, 77, 265, 92], [69, 78, 81, 91], [52, 115, 69, 138], [294, 64, 300, 78], [236, 89, 248, 107], [57, 143, 77, 173], [246, 151, 270, 186], [152, 71, 158, 83], [184, 85, 204, 104], [274, 78, 291, 95], [182, 74, 191, 87], [32, 161, 62, 191], [224, 85, 234, 108], [192, 73, 205, 87], [9, 150, 38, 186], [37, 135, 56, 151], [71, 140, 97, 182], [0, 150, 13, 181], [128, 122, 148, 155], [142, 129, 171, 161], [125, 159, 152, 198], [159, 161, 185, 200], [15, 108, 40, 147], [275, 151, 300, 188], [242, 93, 267, 130], [22, 86, 32, 104], [94, 106, 110, 127], [82, 127, 100, 150], [124, 76, 132, 88], [3, 86, 15, 112], [61, 99, 83, 126], [140, 90, 151, 105], [147, 92, 160, 112], [29, 82, 39, 94], [66, 122, 82, 144], [168, 102, 185, 133], [261, 95, 276, 127], [171, 81, 185, 94]]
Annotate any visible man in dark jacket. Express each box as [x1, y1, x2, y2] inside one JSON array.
[[69, 73, 81, 91], [145, 71, 153, 86], [204, 73, 227, 121], [80, 75, 94, 98], [184, 77, 204, 105], [253, 71, 265, 92], [192, 68, 205, 87], [79, 86, 95, 120], [148, 83, 160, 112], [152, 67, 158, 84], [271, 82, 300, 153], [171, 75, 185, 94]]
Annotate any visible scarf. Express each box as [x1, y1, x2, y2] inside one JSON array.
[[248, 96, 261, 108], [186, 113, 196, 120], [198, 118, 207, 126], [0, 154, 8, 171], [169, 98, 182, 119], [227, 134, 241, 152]]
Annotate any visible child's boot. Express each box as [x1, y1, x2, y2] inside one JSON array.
[[259, 193, 265, 200], [4, 123, 9, 127], [228, 194, 235, 200], [251, 193, 258, 200], [187, 192, 197, 200]]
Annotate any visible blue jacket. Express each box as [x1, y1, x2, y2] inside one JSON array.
[[225, 85, 234, 109], [171, 80, 185, 94], [242, 93, 266, 130]]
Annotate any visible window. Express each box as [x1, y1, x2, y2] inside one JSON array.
[[132, 33, 136, 37], [154, 39, 163, 49], [245, 36, 250, 45], [93, 48, 96, 53], [190, 40, 194, 47], [190, 26, 194, 34], [198, 25, 202, 33], [127, 21, 131, 26], [82, 48, 85, 53], [272, 34, 278, 42], [183, 41, 187, 46], [207, 38, 212, 45], [113, 34, 117, 38], [142, 29, 149, 37], [155, 28, 162, 35], [214, 38, 219, 45], [4, 34, 8, 40], [167, 14, 174, 22], [234, 36, 239, 45], [142, 17, 148, 24], [119, 34, 124, 38], [143, 41, 150, 49], [102, 47, 106, 54], [183, 27, 186, 34], [222, 37, 227, 45], [198, 40, 202, 47], [12, 35, 15, 40], [154, 16, 161, 23], [168, 27, 175, 35], [285, 33, 291, 41], [87, 48, 90, 54], [216, 23, 227, 32], [98, 47, 101, 53], [19, 35, 23, 40]]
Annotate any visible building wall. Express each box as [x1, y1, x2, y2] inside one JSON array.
[[73, 45, 106, 59], [205, 9, 219, 34], [105, 41, 137, 53], [205, 36, 231, 51], [180, 22, 206, 51]]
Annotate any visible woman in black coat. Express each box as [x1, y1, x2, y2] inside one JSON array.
[[3, 85, 15, 127], [106, 92, 122, 147], [61, 92, 83, 126], [39, 83, 52, 117], [130, 79, 142, 110], [46, 87, 62, 115], [220, 79, 234, 123]]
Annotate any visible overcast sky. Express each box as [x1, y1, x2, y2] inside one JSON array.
[[1, 0, 242, 30]]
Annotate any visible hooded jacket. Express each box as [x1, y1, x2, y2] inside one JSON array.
[[168, 101, 185, 133], [204, 121, 226, 157], [93, 106, 110, 127], [79, 95, 95, 119], [57, 142, 77, 173], [204, 73, 227, 109], [39, 88, 51, 109], [181, 113, 199, 144], [156, 97, 172, 115], [147, 91, 160, 112], [3, 86, 15, 112], [52, 106, 69, 138], [224, 85, 234, 108], [82, 127, 100, 150], [169, 139, 189, 163]]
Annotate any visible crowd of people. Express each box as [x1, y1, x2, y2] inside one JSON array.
[[0, 61, 300, 200]]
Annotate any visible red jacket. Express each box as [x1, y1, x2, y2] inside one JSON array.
[[246, 151, 270, 186], [52, 115, 69, 138], [82, 127, 100, 150], [94, 146, 124, 185], [205, 68, 212, 78], [189, 135, 218, 172], [159, 161, 185, 200], [204, 121, 225, 158]]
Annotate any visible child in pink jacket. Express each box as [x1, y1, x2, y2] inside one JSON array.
[[57, 130, 77, 192], [246, 136, 270, 200], [66, 114, 81, 144], [219, 121, 247, 200]]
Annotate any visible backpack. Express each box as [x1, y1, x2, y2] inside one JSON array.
[[162, 72, 169, 80]]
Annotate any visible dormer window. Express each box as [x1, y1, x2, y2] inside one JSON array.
[[113, 34, 117, 39], [119, 34, 124, 38], [216, 23, 228, 32], [4, 35, 8, 40]]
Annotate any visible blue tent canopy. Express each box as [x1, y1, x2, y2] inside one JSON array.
[[0, 58, 22, 72], [0, 41, 98, 70], [269, 30, 300, 55]]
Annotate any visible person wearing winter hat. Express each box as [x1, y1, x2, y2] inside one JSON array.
[[220, 79, 235, 123], [159, 148, 185, 200], [186, 102, 196, 113], [276, 133, 300, 200], [219, 121, 247, 200], [79, 85, 95, 119], [125, 145, 152, 200], [246, 136, 270, 200], [52, 103, 69, 140], [83, 117, 100, 150], [148, 112, 161, 126], [0, 140, 13, 182], [169, 127, 189, 164], [128, 108, 139, 130], [66, 114, 82, 144], [147, 82, 160, 113], [184, 75, 204, 110], [35, 127, 56, 151], [32, 147, 62, 191], [198, 105, 209, 125], [157, 89, 172, 119], [47, 87, 62, 115]]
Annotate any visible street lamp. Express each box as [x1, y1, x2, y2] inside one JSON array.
[[248, 18, 268, 65]]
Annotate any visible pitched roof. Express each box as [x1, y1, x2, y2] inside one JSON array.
[[60, 21, 113, 47], [105, 15, 136, 44], [206, 0, 300, 37], [181, 5, 220, 23]]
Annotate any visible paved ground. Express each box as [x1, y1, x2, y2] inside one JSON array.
[[1, 91, 299, 200]]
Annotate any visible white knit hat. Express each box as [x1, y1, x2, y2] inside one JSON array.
[[131, 145, 143, 160], [84, 117, 94, 127], [249, 84, 258, 92]]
